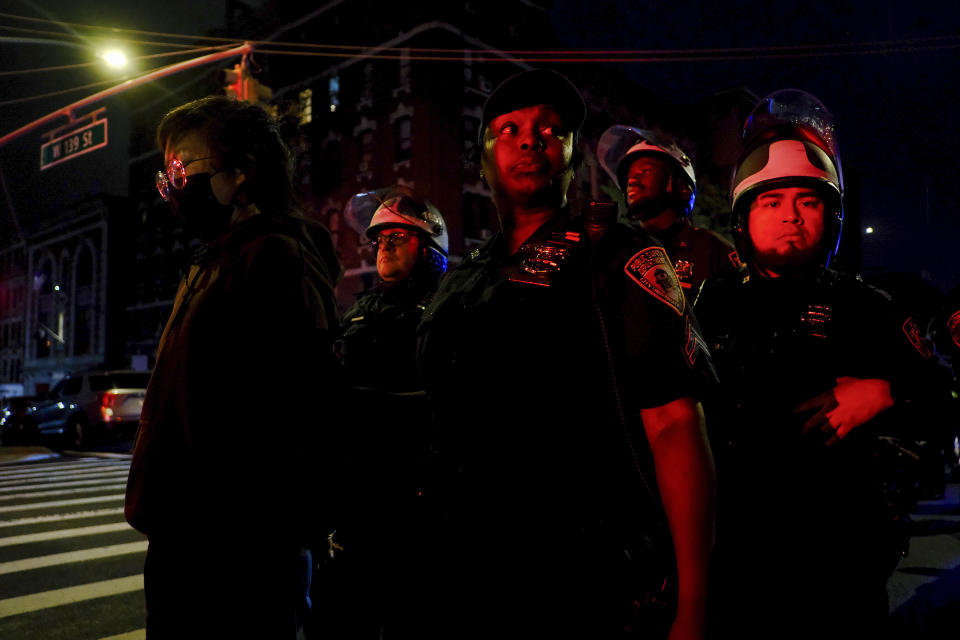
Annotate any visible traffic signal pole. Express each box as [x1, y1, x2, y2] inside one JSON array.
[[0, 42, 254, 149]]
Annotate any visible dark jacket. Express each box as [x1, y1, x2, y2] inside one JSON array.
[[413, 211, 715, 636], [125, 214, 341, 545]]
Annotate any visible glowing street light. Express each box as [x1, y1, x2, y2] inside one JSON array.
[[100, 50, 128, 69], [865, 226, 875, 234]]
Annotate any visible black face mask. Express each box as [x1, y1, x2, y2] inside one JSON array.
[[166, 173, 235, 244]]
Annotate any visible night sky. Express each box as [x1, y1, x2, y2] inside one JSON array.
[[3, 0, 960, 292]]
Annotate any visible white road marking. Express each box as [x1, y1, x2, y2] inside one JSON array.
[[0, 484, 127, 502], [99, 629, 146, 640], [0, 475, 130, 493], [61, 451, 132, 460], [0, 463, 130, 481], [0, 458, 126, 473], [0, 471, 127, 493], [0, 574, 143, 618], [0, 522, 135, 547], [0, 508, 126, 528], [0, 494, 125, 514], [0, 465, 130, 487], [0, 541, 148, 575]]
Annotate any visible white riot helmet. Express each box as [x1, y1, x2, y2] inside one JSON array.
[[731, 89, 843, 267], [344, 186, 449, 274], [597, 125, 697, 215]]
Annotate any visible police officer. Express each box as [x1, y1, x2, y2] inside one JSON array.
[[416, 69, 716, 639], [316, 189, 447, 638], [598, 126, 739, 295], [337, 187, 448, 391], [695, 90, 939, 638]]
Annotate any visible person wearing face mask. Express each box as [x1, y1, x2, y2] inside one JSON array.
[[415, 70, 717, 639], [124, 96, 342, 639]]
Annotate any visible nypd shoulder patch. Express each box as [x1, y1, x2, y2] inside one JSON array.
[[624, 246, 685, 315], [947, 310, 960, 350], [902, 317, 934, 359]]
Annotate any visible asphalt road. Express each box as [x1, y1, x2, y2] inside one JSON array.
[[0, 452, 145, 640], [0, 446, 956, 639]]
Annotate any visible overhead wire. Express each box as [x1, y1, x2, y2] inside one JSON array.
[[3, 10, 960, 109], [0, 23, 229, 50], [3, 10, 960, 58], [0, 46, 237, 107], [252, 40, 960, 63], [0, 44, 236, 78]]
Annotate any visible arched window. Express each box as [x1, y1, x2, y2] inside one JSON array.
[[73, 245, 95, 356], [34, 256, 54, 359]]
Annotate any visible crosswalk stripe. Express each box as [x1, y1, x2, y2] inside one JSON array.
[[0, 574, 143, 618], [0, 468, 129, 486], [0, 494, 125, 514], [0, 541, 148, 575], [0, 508, 126, 528], [0, 475, 130, 493], [0, 484, 127, 502], [0, 463, 130, 482], [100, 630, 146, 640], [0, 461, 128, 478], [0, 522, 135, 547]]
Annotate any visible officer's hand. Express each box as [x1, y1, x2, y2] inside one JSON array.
[[795, 377, 894, 446]]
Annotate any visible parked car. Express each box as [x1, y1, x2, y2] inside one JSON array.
[[27, 370, 151, 449], [0, 396, 41, 446]]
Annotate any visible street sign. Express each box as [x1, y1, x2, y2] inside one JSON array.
[[40, 119, 108, 171]]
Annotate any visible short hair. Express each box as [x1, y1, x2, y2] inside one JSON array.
[[156, 96, 294, 218]]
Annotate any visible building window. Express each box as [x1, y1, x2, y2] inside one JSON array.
[[299, 88, 313, 125], [73, 246, 94, 356], [394, 116, 412, 163], [358, 130, 375, 174], [398, 48, 411, 94], [359, 63, 374, 108], [35, 258, 54, 359], [463, 115, 480, 157], [329, 76, 340, 113], [463, 192, 495, 241]]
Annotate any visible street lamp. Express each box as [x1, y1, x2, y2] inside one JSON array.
[[99, 49, 128, 69]]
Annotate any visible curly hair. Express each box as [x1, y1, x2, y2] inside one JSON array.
[[156, 95, 294, 218]]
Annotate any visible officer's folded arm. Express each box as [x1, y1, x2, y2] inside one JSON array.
[[639, 395, 715, 640], [795, 376, 895, 446]]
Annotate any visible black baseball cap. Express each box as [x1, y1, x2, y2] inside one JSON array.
[[479, 69, 586, 144]]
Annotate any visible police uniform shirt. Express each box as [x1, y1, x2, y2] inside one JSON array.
[[337, 276, 435, 392], [695, 268, 940, 590], [414, 210, 714, 635], [651, 217, 740, 297], [418, 210, 714, 539]]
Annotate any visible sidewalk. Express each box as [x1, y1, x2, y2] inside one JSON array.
[[0, 446, 60, 466], [888, 482, 960, 636]]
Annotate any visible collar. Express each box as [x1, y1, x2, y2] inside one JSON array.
[[469, 208, 574, 266]]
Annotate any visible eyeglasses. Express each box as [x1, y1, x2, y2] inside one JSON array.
[[154, 157, 216, 201], [371, 231, 416, 250]]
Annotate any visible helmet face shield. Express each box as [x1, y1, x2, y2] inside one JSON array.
[[344, 187, 449, 255], [597, 125, 696, 214], [344, 185, 449, 275], [742, 89, 841, 169], [733, 90, 844, 268]]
